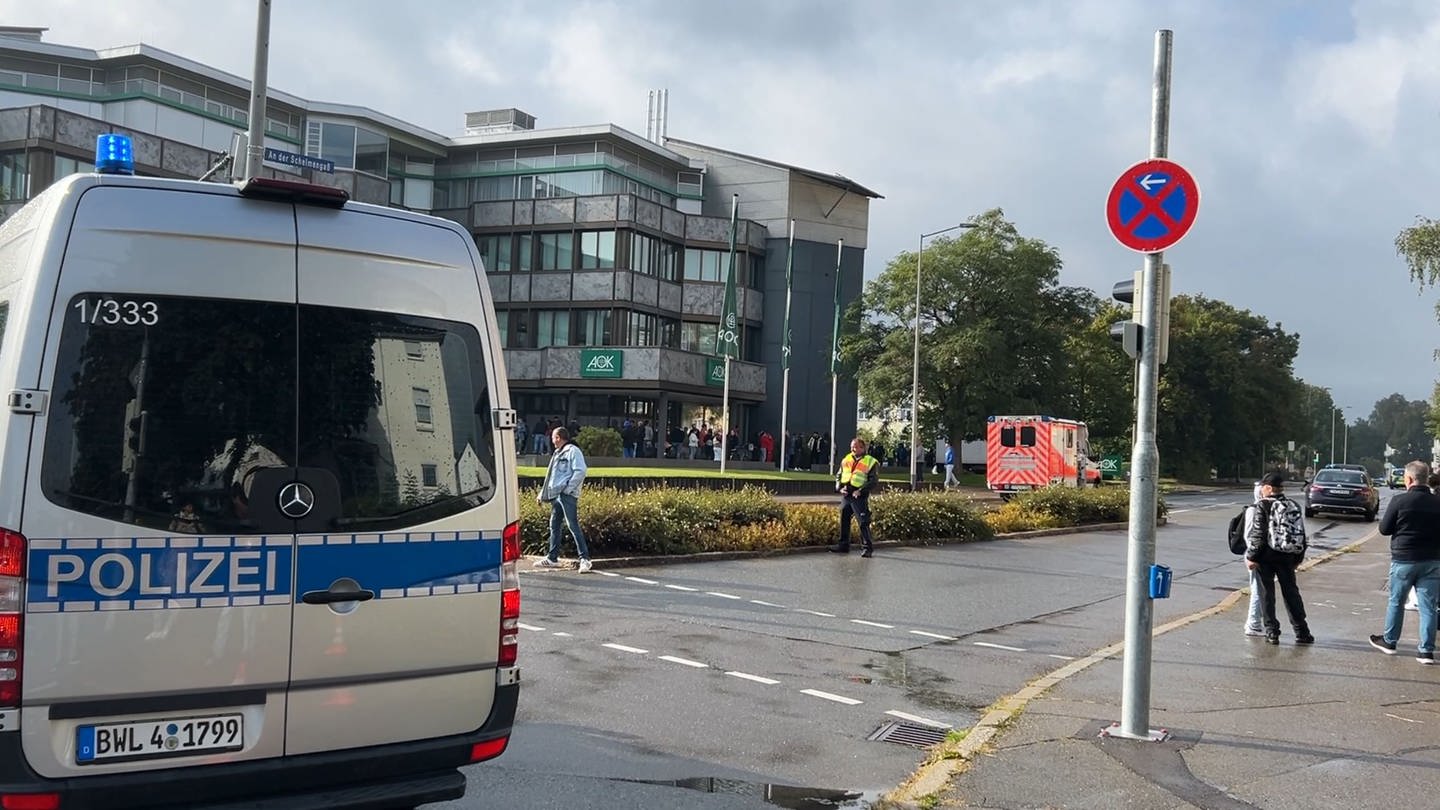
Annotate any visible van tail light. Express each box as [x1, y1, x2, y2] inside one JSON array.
[[0, 529, 24, 709], [498, 522, 520, 668], [1, 793, 61, 810], [469, 736, 509, 763]]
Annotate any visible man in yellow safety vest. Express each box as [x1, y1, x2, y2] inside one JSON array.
[[831, 437, 880, 557]]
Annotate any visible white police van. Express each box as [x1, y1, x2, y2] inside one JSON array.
[[0, 136, 520, 808]]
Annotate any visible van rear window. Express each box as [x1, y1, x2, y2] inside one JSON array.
[[42, 293, 499, 533]]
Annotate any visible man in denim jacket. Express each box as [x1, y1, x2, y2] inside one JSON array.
[[534, 427, 593, 573]]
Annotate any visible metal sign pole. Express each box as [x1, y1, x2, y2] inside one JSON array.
[[243, 0, 272, 182], [1117, 28, 1172, 742]]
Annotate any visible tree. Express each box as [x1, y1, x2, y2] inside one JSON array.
[[1364, 393, 1431, 464], [841, 208, 1088, 445]]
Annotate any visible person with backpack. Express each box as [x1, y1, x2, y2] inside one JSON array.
[[1243, 471, 1314, 645], [1369, 460, 1440, 664], [1227, 499, 1266, 638]]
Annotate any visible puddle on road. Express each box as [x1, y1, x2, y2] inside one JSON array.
[[626, 776, 883, 808]]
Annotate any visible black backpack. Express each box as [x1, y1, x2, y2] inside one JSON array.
[[1227, 506, 1249, 555]]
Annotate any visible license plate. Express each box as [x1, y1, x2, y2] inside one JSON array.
[[77, 714, 243, 764], [1328, 489, 1349, 496]]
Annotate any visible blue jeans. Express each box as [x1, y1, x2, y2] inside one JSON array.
[[1385, 559, 1440, 653], [547, 493, 589, 562], [1245, 568, 1264, 632]]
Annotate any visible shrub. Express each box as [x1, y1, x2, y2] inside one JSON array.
[[869, 492, 993, 543], [574, 426, 623, 458], [981, 486, 1164, 534]]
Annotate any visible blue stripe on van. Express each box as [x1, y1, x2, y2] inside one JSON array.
[[25, 531, 501, 611]]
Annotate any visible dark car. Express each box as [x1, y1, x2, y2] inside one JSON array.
[[1305, 468, 1379, 520]]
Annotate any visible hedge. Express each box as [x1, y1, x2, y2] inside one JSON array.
[[517, 485, 1156, 559]]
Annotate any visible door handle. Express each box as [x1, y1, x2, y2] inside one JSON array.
[[301, 589, 375, 605]]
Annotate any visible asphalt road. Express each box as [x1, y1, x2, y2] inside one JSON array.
[[432, 484, 1393, 809]]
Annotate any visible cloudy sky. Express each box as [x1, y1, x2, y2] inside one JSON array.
[[11, 0, 1440, 426]]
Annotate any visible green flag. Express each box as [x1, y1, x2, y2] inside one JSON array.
[[780, 224, 794, 370], [830, 239, 843, 374], [716, 194, 741, 360]]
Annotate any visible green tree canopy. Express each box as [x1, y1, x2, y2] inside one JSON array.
[[841, 209, 1090, 444]]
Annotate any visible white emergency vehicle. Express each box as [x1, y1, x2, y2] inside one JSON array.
[[0, 135, 520, 809]]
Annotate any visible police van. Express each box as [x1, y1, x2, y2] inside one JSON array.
[[0, 136, 520, 808]]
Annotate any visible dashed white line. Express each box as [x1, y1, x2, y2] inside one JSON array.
[[973, 641, 1027, 652], [625, 576, 659, 585], [597, 571, 621, 577], [603, 643, 650, 655], [796, 609, 836, 617], [851, 619, 895, 629], [658, 655, 709, 669], [665, 584, 699, 592], [1048, 654, 1075, 661], [750, 600, 786, 608], [801, 689, 863, 706], [885, 710, 952, 729], [552, 632, 572, 637], [726, 671, 781, 685], [517, 622, 546, 632], [707, 591, 742, 600], [910, 630, 957, 641]]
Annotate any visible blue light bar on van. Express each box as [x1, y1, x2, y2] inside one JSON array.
[[95, 134, 135, 175]]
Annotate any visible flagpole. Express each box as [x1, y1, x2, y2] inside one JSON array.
[[779, 219, 795, 470], [719, 194, 739, 475], [828, 238, 843, 475]]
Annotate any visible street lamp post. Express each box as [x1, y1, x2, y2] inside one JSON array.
[[1330, 406, 1338, 466], [910, 223, 976, 491]]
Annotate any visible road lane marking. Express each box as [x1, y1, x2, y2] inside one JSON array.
[[552, 632, 572, 637], [750, 600, 786, 607], [801, 689, 862, 706], [597, 571, 621, 577], [659, 655, 709, 668], [886, 710, 952, 729], [625, 576, 659, 585], [851, 619, 895, 628], [1048, 654, 1075, 661], [665, 584, 699, 591], [797, 609, 836, 617], [726, 671, 781, 685], [517, 622, 546, 632], [707, 591, 742, 599], [603, 643, 649, 654], [973, 641, 1027, 652], [910, 630, 958, 641]]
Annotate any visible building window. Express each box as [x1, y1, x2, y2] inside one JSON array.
[[538, 233, 573, 271], [659, 241, 680, 282], [355, 126, 388, 176], [536, 309, 570, 348], [627, 312, 656, 347], [0, 151, 29, 202], [680, 322, 718, 354], [659, 316, 680, 349], [576, 309, 612, 346], [53, 154, 95, 181], [495, 311, 509, 348], [307, 121, 357, 170], [413, 387, 433, 427], [421, 464, 439, 487], [404, 340, 423, 359], [478, 235, 512, 272], [580, 231, 616, 269]]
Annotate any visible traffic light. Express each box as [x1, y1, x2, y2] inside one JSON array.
[[126, 412, 148, 455], [1109, 264, 1172, 363]]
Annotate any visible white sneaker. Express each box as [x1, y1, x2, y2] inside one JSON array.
[[533, 558, 560, 569], [577, 559, 593, 573]]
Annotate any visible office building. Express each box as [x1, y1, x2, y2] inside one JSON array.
[[0, 26, 880, 451]]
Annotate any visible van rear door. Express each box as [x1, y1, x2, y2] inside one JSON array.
[[21, 185, 299, 777], [284, 206, 507, 755]]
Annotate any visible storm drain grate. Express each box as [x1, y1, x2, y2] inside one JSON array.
[[867, 721, 948, 748]]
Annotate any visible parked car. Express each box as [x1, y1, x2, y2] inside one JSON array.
[[1323, 463, 1368, 472], [1389, 468, 1406, 489], [1305, 468, 1379, 520]]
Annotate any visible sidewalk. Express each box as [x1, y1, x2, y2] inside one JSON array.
[[898, 531, 1440, 809]]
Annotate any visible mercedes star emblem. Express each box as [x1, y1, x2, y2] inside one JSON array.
[[278, 482, 315, 519]]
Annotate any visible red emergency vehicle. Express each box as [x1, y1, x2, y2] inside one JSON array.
[[986, 415, 1100, 497]]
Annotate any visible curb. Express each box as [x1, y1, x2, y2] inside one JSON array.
[[881, 526, 1382, 808]]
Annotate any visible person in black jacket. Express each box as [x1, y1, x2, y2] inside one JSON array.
[[1370, 460, 1440, 664]]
